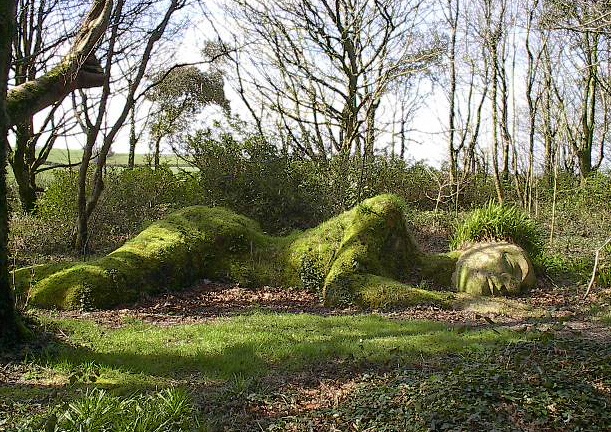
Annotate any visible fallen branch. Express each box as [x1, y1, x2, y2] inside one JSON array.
[[584, 236, 611, 299]]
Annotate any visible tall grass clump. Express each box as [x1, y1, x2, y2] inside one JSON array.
[[450, 202, 544, 259], [34, 388, 202, 432]]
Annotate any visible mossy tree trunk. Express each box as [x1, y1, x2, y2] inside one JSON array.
[[8, 0, 77, 213], [9, 118, 43, 213], [1, 0, 112, 342], [0, 0, 19, 344], [6, 56, 106, 128], [5, 0, 112, 128]]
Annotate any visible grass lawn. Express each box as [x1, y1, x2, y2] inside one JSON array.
[[6, 149, 193, 185], [1, 284, 610, 431], [3, 184, 611, 431], [42, 148, 185, 167]]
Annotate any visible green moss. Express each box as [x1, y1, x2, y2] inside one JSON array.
[[24, 195, 445, 310], [417, 252, 461, 288], [12, 262, 74, 300], [7, 62, 71, 125], [289, 194, 421, 306], [354, 274, 453, 309], [28, 206, 282, 309], [32, 264, 111, 309]]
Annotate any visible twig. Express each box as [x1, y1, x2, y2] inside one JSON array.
[[584, 236, 611, 299]]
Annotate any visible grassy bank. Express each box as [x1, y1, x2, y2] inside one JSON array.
[[2, 306, 609, 431]]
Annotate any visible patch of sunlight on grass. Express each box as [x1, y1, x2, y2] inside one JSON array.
[[37, 313, 528, 389], [455, 295, 539, 317]]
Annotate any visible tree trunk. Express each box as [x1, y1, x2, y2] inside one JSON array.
[[577, 31, 598, 182], [447, 0, 459, 185], [490, 50, 504, 204], [154, 134, 161, 169], [0, 0, 19, 344], [128, 102, 137, 169], [5, 0, 112, 127], [10, 121, 39, 213]]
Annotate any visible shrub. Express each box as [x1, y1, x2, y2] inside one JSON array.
[[92, 166, 191, 243], [450, 201, 544, 259], [14, 167, 200, 258], [9, 170, 78, 262], [6, 178, 22, 213], [183, 130, 332, 233], [598, 243, 611, 288]]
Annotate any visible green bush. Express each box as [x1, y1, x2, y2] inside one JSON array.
[[6, 178, 22, 213], [450, 202, 544, 259], [598, 243, 611, 288], [13, 167, 202, 258], [184, 130, 332, 233], [361, 158, 437, 209], [92, 166, 194, 242], [9, 170, 78, 262]]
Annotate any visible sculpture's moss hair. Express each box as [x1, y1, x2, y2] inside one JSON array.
[[450, 202, 544, 259]]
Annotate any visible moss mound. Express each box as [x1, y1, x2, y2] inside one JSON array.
[[17, 194, 454, 310], [23, 207, 286, 309], [288, 194, 423, 306]]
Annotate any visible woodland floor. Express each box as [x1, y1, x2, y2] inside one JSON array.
[[42, 279, 611, 341], [2, 280, 610, 431]]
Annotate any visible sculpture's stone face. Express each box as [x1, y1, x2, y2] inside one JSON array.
[[452, 241, 536, 296]]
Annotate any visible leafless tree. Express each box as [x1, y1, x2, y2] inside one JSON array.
[[440, 0, 491, 190], [71, 0, 187, 253], [225, 0, 442, 161], [540, 0, 610, 181]]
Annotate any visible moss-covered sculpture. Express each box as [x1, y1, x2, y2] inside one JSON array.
[[287, 194, 450, 307], [14, 194, 454, 310], [452, 242, 536, 296]]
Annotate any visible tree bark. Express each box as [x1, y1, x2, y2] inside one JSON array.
[[447, 0, 459, 185], [128, 101, 137, 169], [1, 0, 111, 341], [10, 120, 38, 213], [0, 0, 19, 344], [154, 134, 162, 169], [5, 0, 112, 127], [577, 31, 598, 181]]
